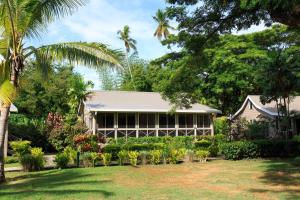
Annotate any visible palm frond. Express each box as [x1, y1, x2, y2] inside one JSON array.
[[0, 80, 16, 105], [37, 42, 124, 70], [22, 0, 87, 39], [26, 46, 52, 79]]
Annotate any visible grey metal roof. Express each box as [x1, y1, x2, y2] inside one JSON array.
[[249, 95, 300, 115], [83, 91, 221, 114], [232, 95, 300, 118]]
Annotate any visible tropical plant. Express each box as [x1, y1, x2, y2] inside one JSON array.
[[153, 9, 174, 40], [149, 150, 162, 165], [0, 0, 123, 182], [128, 151, 139, 167], [101, 153, 112, 167], [20, 147, 45, 172], [117, 150, 128, 165], [117, 25, 137, 82], [63, 146, 77, 164], [10, 140, 31, 158], [195, 150, 209, 162], [118, 25, 137, 53], [54, 153, 70, 169]]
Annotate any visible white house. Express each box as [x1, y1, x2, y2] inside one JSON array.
[[79, 91, 222, 139]]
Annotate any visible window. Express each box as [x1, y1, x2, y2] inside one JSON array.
[[139, 113, 155, 128], [97, 113, 114, 128], [179, 114, 194, 128], [118, 113, 126, 128], [139, 114, 148, 128], [249, 101, 253, 110], [197, 114, 210, 128], [127, 113, 135, 128], [106, 113, 114, 128], [118, 113, 136, 129], [148, 114, 155, 128], [159, 114, 176, 128]]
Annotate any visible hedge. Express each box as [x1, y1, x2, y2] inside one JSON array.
[[221, 139, 300, 160], [103, 143, 166, 159]]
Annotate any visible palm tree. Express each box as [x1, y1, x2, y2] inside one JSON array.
[[117, 25, 137, 81], [0, 0, 123, 183], [153, 9, 174, 40]]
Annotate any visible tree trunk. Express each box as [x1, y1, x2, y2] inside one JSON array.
[[0, 56, 19, 183], [0, 105, 10, 183]]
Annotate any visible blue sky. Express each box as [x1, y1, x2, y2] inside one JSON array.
[[32, 0, 266, 89]]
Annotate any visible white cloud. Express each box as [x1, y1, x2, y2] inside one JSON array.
[[47, 0, 167, 59]]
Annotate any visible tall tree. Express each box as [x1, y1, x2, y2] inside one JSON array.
[[153, 9, 174, 40], [149, 25, 300, 114], [117, 25, 137, 84], [0, 0, 123, 183], [162, 0, 300, 49]]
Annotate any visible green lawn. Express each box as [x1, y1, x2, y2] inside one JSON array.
[[4, 163, 21, 168], [1, 159, 299, 200]]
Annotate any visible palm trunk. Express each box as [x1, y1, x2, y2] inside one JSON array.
[[0, 105, 10, 183], [0, 59, 18, 183]]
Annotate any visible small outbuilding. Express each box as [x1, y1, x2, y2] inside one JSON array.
[[231, 95, 300, 136], [79, 91, 221, 138]]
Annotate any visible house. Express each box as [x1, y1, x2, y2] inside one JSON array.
[[79, 91, 221, 138], [3, 104, 18, 157], [231, 95, 300, 135]]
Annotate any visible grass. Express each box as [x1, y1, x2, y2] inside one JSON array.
[[4, 162, 21, 168], [0, 159, 299, 200]]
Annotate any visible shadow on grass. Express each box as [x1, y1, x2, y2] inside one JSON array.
[[249, 159, 300, 200], [0, 169, 115, 199]]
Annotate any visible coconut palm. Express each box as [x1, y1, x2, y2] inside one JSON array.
[[117, 25, 137, 82], [0, 0, 123, 182], [153, 9, 174, 40]]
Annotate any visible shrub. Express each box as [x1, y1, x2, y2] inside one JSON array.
[[81, 152, 94, 167], [4, 156, 19, 164], [215, 134, 226, 143], [292, 135, 300, 143], [90, 152, 99, 167], [149, 150, 162, 165], [139, 151, 149, 165], [63, 146, 77, 164], [253, 139, 300, 157], [73, 134, 99, 153], [128, 151, 139, 166], [196, 135, 213, 141], [117, 150, 128, 165], [186, 149, 194, 162], [30, 147, 45, 170], [245, 121, 268, 139], [48, 121, 88, 152], [122, 143, 165, 152], [101, 153, 112, 167], [168, 148, 186, 164], [220, 141, 259, 160], [20, 148, 45, 172], [20, 154, 36, 172], [103, 144, 122, 160], [195, 150, 209, 162], [10, 140, 31, 158], [208, 142, 219, 157], [214, 117, 230, 135], [194, 139, 212, 150], [294, 156, 300, 166], [54, 153, 70, 169]]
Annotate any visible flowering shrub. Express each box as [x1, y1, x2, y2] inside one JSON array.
[[73, 134, 99, 152]]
